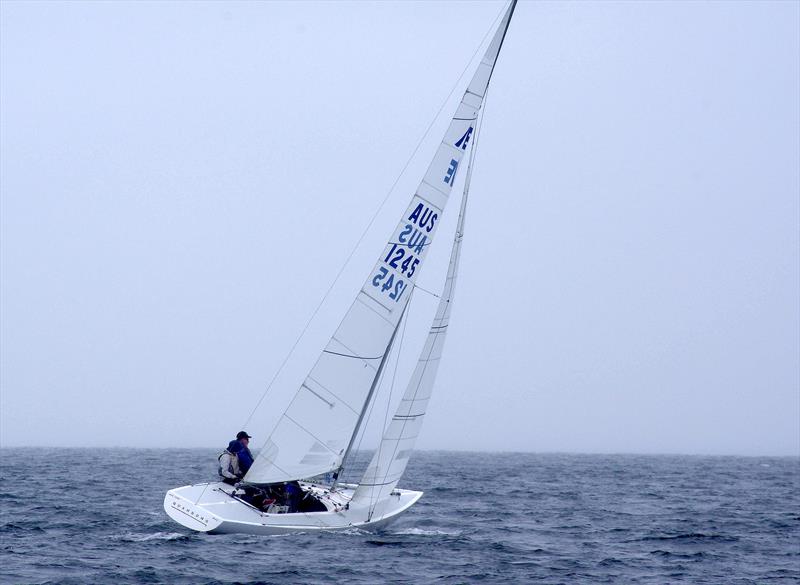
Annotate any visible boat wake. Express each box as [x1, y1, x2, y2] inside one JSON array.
[[114, 531, 189, 542], [388, 527, 463, 537]]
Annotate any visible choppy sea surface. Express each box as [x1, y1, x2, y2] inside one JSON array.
[[0, 449, 798, 584]]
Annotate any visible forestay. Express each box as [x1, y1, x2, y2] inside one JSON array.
[[245, 2, 516, 485]]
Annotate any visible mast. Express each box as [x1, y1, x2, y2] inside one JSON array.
[[244, 0, 518, 487], [352, 0, 517, 510], [330, 302, 408, 489], [491, 0, 517, 85], [351, 105, 483, 512]]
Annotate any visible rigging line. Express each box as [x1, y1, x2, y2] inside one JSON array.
[[239, 3, 508, 433], [345, 285, 415, 487], [368, 90, 492, 517], [340, 330, 389, 484], [368, 285, 414, 517], [336, 302, 404, 486], [195, 9, 505, 511], [413, 283, 441, 299], [334, 300, 408, 490]]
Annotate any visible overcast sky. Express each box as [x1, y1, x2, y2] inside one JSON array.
[[1, 1, 798, 456]]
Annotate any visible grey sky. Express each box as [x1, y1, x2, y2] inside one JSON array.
[[1, 1, 797, 456]]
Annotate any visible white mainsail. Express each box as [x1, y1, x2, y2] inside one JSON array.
[[245, 1, 516, 486]]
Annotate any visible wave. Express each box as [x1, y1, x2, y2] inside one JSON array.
[[635, 532, 738, 543], [651, 550, 710, 559], [114, 531, 189, 542]]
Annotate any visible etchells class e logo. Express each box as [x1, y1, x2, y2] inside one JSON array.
[[444, 126, 474, 186], [455, 126, 473, 150]]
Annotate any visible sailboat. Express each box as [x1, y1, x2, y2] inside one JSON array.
[[164, 1, 517, 535]]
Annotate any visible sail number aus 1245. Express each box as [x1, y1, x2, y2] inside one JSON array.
[[370, 202, 439, 304]]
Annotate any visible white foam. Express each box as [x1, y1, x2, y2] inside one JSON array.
[[338, 527, 370, 536], [115, 531, 186, 542], [389, 527, 461, 536]]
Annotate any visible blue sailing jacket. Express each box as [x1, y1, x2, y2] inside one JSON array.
[[237, 446, 254, 475]]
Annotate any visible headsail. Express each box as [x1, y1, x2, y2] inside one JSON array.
[[244, 1, 517, 485], [352, 126, 477, 513]]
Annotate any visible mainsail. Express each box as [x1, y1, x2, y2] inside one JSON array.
[[245, 1, 517, 485]]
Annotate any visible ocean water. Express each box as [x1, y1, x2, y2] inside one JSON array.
[[0, 449, 797, 584]]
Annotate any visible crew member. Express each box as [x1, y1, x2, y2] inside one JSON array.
[[218, 440, 243, 485], [236, 431, 254, 475]]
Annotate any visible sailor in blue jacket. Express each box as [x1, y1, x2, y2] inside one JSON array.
[[236, 431, 254, 475]]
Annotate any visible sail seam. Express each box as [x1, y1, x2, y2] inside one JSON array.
[[421, 178, 449, 197], [322, 349, 383, 361], [355, 293, 396, 324], [412, 191, 440, 213], [329, 335, 380, 365]]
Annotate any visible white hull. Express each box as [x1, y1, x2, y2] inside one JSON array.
[[164, 481, 422, 535]]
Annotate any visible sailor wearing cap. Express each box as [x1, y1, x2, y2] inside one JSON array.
[[235, 431, 254, 475]]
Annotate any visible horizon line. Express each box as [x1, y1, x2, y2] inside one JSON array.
[[1, 445, 797, 458]]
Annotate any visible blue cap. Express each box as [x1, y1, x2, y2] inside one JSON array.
[[227, 440, 243, 453]]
